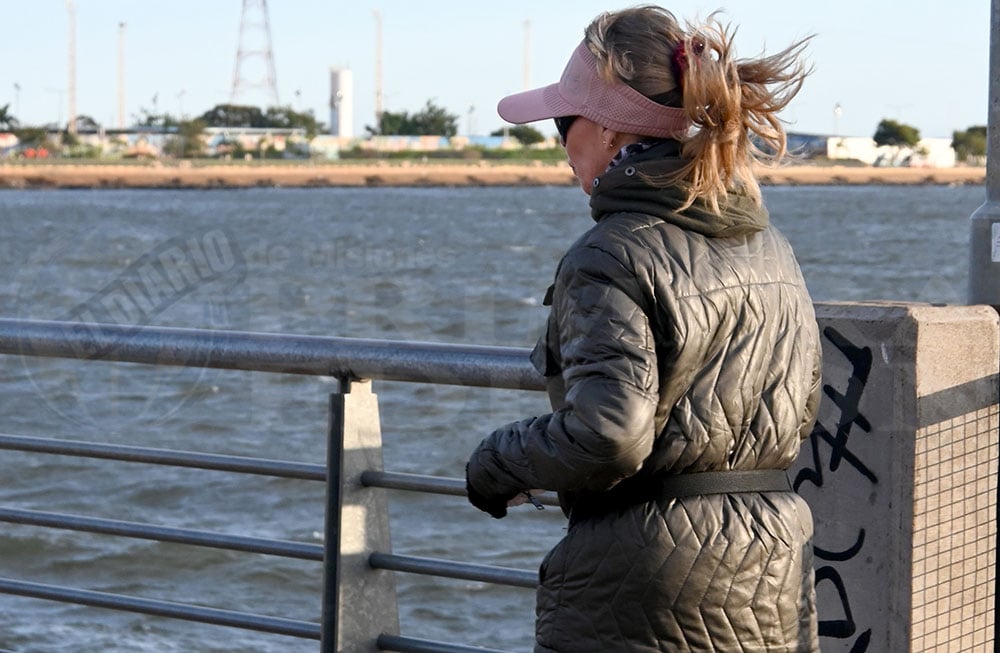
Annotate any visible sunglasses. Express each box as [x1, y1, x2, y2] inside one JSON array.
[[554, 115, 579, 145]]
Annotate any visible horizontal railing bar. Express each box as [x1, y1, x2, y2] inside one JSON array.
[[0, 318, 545, 390], [0, 577, 320, 639], [362, 470, 466, 495], [369, 552, 537, 589], [377, 633, 513, 653], [0, 432, 326, 481], [361, 470, 561, 507], [0, 507, 323, 561]]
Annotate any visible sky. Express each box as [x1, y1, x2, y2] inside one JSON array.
[[0, 1, 991, 140]]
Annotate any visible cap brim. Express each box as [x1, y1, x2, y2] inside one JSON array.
[[497, 41, 691, 139], [497, 83, 576, 125]]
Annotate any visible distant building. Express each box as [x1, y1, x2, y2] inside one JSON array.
[[827, 137, 879, 163], [362, 135, 450, 152], [0, 133, 18, 157], [786, 132, 829, 158], [753, 131, 828, 159], [827, 137, 957, 167], [203, 126, 309, 158], [329, 68, 353, 140]]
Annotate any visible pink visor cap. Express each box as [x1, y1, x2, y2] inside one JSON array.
[[497, 41, 690, 139]]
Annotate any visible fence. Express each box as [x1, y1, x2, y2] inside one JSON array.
[[0, 317, 551, 652]]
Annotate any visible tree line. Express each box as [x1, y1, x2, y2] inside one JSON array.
[[0, 98, 990, 162], [370, 105, 987, 162], [875, 119, 985, 163], [0, 102, 324, 158], [364, 100, 546, 144], [0, 102, 321, 135]]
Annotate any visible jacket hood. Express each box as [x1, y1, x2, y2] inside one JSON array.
[[589, 141, 769, 238]]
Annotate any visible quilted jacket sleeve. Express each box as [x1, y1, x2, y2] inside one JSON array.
[[800, 324, 824, 440], [467, 242, 660, 500]]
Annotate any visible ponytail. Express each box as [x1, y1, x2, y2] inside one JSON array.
[[677, 17, 812, 212], [584, 7, 812, 214]]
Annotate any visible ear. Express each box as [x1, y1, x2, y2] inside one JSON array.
[[601, 127, 641, 150], [601, 127, 621, 150]]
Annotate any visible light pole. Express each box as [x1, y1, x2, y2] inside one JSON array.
[[118, 22, 126, 129], [372, 10, 383, 132], [13, 83, 20, 120], [523, 20, 531, 90]]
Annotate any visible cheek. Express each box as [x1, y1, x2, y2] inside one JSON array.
[[566, 145, 602, 191], [576, 158, 605, 194]]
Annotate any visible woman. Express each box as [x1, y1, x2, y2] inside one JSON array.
[[466, 6, 821, 652]]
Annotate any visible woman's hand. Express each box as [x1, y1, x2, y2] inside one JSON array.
[[465, 464, 514, 519], [507, 490, 546, 509]]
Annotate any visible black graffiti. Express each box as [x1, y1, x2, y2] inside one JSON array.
[[814, 569, 873, 651], [794, 326, 879, 650], [821, 327, 873, 472], [794, 420, 877, 490], [848, 631, 872, 653], [815, 528, 865, 562], [794, 326, 877, 491], [814, 529, 871, 649]]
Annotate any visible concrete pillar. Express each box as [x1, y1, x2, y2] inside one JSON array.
[[792, 302, 999, 651], [969, 0, 1000, 306], [322, 378, 399, 652]]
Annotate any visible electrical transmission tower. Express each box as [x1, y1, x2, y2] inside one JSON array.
[[230, 0, 279, 107]]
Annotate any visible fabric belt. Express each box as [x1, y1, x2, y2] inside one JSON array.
[[653, 469, 791, 499], [568, 469, 791, 526]]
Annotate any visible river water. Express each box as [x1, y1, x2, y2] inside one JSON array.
[[0, 184, 986, 652]]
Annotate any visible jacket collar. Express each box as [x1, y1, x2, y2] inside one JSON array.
[[589, 141, 769, 238]]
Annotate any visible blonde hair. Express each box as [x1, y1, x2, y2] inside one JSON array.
[[584, 6, 812, 213]]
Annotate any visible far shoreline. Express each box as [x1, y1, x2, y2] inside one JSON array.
[[0, 161, 986, 190]]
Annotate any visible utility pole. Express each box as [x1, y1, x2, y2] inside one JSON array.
[[66, 0, 77, 134], [373, 9, 384, 132], [118, 22, 126, 129]]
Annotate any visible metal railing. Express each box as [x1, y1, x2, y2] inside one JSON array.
[[0, 318, 550, 652]]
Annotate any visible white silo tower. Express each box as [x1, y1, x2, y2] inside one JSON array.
[[329, 68, 353, 139]]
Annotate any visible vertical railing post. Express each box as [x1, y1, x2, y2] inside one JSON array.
[[970, 0, 1000, 308], [321, 377, 399, 652]]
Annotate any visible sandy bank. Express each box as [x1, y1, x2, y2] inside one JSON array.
[[0, 162, 985, 189]]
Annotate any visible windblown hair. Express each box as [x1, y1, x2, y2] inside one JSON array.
[[584, 6, 812, 213]]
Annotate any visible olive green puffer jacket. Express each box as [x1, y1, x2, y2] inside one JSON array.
[[467, 143, 822, 652]]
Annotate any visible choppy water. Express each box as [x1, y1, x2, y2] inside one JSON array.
[[0, 184, 986, 652]]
